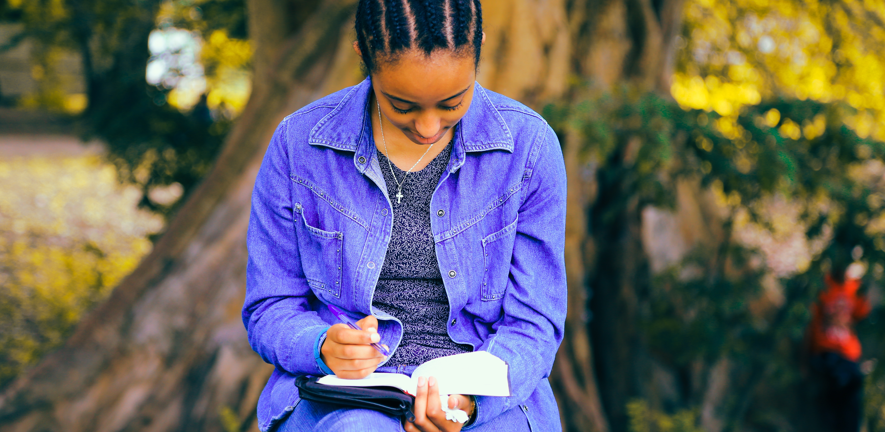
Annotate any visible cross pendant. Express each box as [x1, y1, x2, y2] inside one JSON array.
[[396, 190, 403, 204]]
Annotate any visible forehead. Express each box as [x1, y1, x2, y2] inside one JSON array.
[[373, 49, 476, 103]]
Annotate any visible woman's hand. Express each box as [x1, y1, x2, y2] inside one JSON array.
[[320, 315, 387, 379], [404, 376, 474, 432]]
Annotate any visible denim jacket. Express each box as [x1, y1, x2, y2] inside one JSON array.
[[244, 78, 567, 431]]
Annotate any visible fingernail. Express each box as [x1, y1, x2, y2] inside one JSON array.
[[428, 377, 436, 386], [368, 327, 377, 333], [418, 376, 426, 387], [370, 333, 380, 343]]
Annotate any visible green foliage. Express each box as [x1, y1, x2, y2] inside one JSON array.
[[627, 399, 703, 432], [676, 0, 885, 140], [1, 0, 247, 220], [218, 405, 242, 432], [547, 82, 885, 428], [0, 156, 159, 389]]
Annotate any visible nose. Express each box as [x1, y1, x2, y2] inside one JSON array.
[[414, 113, 441, 139]]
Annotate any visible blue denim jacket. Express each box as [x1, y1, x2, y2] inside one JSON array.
[[244, 78, 567, 431]]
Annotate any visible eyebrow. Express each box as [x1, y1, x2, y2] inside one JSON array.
[[382, 85, 471, 105]]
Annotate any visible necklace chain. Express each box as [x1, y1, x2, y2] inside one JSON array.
[[377, 100, 436, 204]]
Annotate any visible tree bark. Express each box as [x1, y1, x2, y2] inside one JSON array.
[[0, 0, 688, 431]]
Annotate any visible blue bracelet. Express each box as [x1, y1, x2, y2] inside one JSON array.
[[314, 329, 334, 375]]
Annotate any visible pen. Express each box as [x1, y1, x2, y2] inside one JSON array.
[[326, 304, 390, 357]]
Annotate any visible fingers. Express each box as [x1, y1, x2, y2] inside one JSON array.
[[410, 376, 431, 431], [327, 323, 382, 345], [407, 376, 458, 432], [425, 377, 443, 423], [355, 314, 379, 332], [322, 321, 387, 378]]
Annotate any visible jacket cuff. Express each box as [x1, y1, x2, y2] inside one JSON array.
[[462, 395, 507, 429], [314, 329, 334, 375], [284, 324, 330, 375]]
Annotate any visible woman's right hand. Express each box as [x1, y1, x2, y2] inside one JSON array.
[[320, 315, 388, 379]]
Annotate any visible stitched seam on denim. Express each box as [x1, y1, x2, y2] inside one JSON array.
[[518, 126, 549, 207], [462, 143, 512, 152], [286, 324, 318, 377], [262, 400, 300, 432], [495, 105, 546, 121], [481, 215, 518, 301], [290, 175, 370, 231], [481, 214, 519, 245], [291, 103, 336, 117], [521, 405, 536, 432], [433, 179, 523, 242], [294, 206, 343, 238], [478, 85, 514, 144], [308, 83, 362, 149], [307, 278, 327, 290], [293, 208, 343, 296]]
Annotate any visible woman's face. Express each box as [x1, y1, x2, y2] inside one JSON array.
[[370, 49, 477, 146]]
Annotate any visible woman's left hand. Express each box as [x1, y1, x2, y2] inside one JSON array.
[[404, 376, 473, 432]]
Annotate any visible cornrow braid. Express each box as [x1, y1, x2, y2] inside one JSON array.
[[422, 0, 447, 52], [472, 0, 483, 66], [385, 0, 409, 52], [355, 0, 483, 73], [453, 0, 469, 47], [408, 0, 431, 53], [368, 0, 386, 53]]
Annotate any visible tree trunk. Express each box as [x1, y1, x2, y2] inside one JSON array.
[[0, 0, 687, 431]]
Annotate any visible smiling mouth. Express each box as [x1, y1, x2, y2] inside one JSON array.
[[413, 129, 446, 144]]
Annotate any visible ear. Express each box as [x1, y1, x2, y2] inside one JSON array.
[[481, 31, 486, 45], [352, 40, 362, 56]]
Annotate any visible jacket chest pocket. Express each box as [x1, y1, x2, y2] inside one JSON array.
[[294, 203, 343, 298], [480, 215, 518, 301]]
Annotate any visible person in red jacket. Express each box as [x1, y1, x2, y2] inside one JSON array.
[[806, 252, 871, 432]]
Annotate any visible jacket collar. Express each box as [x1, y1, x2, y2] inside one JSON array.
[[309, 78, 514, 170]]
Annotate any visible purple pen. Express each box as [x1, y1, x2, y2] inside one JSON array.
[[327, 304, 390, 356]]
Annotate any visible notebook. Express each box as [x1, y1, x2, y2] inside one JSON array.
[[316, 351, 510, 397]]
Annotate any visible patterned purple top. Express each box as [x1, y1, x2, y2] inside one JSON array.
[[372, 140, 471, 366]]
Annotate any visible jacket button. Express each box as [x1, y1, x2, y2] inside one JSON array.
[[294, 203, 302, 211], [451, 318, 457, 325], [358, 156, 366, 164], [448, 270, 456, 278], [437, 209, 445, 217], [382, 208, 388, 216], [368, 262, 376, 269]]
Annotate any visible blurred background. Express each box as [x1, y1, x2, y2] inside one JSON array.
[[0, 0, 884, 431]]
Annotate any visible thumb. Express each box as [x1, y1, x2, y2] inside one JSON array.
[[448, 395, 460, 410]]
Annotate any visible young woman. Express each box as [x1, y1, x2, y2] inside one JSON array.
[[243, 1, 567, 430]]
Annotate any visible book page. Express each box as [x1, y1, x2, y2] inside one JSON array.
[[317, 373, 416, 394], [410, 351, 510, 397]]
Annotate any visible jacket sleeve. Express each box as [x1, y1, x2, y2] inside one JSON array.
[[243, 118, 330, 376], [466, 125, 568, 428]]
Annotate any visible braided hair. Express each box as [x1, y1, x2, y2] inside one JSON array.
[[355, 0, 483, 73]]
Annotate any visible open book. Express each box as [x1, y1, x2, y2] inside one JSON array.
[[316, 351, 510, 397]]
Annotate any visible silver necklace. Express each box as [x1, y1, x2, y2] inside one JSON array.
[[377, 100, 436, 204]]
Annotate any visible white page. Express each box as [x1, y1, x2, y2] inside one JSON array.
[[410, 351, 510, 397], [315, 352, 510, 397]]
